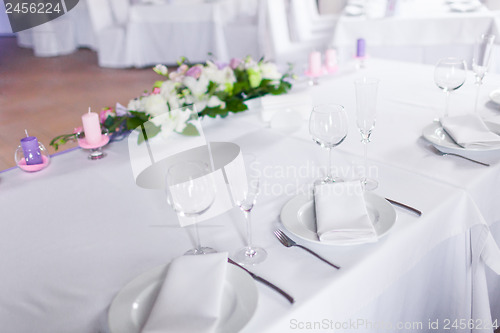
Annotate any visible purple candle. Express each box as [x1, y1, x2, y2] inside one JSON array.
[[20, 136, 43, 165], [357, 38, 366, 58]]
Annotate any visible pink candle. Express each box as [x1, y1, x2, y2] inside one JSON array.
[[308, 51, 322, 76], [325, 49, 337, 70], [82, 110, 102, 145]]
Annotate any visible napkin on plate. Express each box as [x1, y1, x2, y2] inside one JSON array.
[[141, 252, 228, 333], [440, 114, 500, 149], [314, 181, 377, 244]]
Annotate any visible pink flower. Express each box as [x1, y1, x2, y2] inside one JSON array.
[[185, 65, 202, 79], [152, 87, 161, 94], [229, 58, 241, 69], [99, 107, 115, 124]]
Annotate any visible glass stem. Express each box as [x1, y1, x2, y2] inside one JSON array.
[[364, 140, 369, 183], [474, 82, 482, 114], [327, 148, 333, 180], [193, 223, 202, 251], [444, 90, 450, 118], [244, 211, 256, 257]]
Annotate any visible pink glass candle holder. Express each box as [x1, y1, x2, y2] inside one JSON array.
[[15, 141, 50, 172], [77, 128, 110, 160]]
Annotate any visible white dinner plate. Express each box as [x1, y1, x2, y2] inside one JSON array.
[[108, 263, 258, 333], [422, 122, 500, 153], [489, 89, 500, 105], [449, 1, 481, 12], [280, 192, 396, 246]]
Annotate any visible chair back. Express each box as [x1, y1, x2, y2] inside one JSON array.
[[109, 0, 131, 25], [86, 0, 115, 32], [259, 0, 292, 59]]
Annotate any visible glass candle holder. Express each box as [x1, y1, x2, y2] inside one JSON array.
[[15, 141, 50, 172], [77, 128, 110, 160]]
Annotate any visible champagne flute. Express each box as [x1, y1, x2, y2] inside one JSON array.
[[309, 104, 349, 185], [472, 34, 496, 113], [355, 77, 379, 191], [434, 57, 467, 118], [165, 160, 216, 255], [233, 155, 267, 265]]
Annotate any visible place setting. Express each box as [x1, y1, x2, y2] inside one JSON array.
[[279, 77, 418, 255], [422, 34, 500, 165]]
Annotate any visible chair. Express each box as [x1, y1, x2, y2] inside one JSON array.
[[30, 15, 77, 57], [258, 0, 326, 68], [86, 0, 128, 67], [289, 0, 337, 43]]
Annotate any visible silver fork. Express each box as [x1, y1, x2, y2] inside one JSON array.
[[274, 229, 340, 269], [430, 146, 490, 166]]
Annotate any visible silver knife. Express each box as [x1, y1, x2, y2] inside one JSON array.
[[227, 258, 295, 304]]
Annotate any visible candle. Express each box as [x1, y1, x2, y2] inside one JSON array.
[[325, 49, 338, 70], [82, 109, 102, 145], [357, 38, 366, 58], [20, 136, 43, 165], [308, 51, 322, 76]]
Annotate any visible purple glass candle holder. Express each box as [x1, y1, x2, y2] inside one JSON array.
[[15, 140, 50, 172], [356, 38, 366, 58]]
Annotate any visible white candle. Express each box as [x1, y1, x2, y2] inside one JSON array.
[[82, 109, 102, 145], [308, 51, 322, 76]]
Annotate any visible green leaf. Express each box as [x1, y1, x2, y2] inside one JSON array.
[[137, 122, 161, 144], [153, 81, 163, 89], [180, 123, 200, 136]]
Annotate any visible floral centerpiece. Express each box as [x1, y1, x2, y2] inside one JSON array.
[[51, 56, 293, 150]]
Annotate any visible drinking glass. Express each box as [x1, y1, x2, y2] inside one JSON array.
[[233, 155, 267, 265], [434, 57, 467, 118], [355, 77, 379, 191], [165, 160, 216, 255], [309, 104, 349, 184], [472, 34, 496, 113]]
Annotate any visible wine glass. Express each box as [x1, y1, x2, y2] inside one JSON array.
[[434, 57, 467, 118], [165, 160, 216, 255], [355, 77, 379, 191], [233, 155, 267, 265], [472, 34, 496, 113], [309, 104, 349, 185]]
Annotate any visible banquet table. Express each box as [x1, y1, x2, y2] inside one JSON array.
[[124, 0, 259, 67], [2, 58, 500, 333], [331, 0, 500, 71]]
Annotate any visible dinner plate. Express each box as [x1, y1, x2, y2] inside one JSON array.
[[280, 191, 396, 246], [449, 1, 481, 12], [108, 263, 258, 333], [422, 122, 500, 153], [489, 89, 500, 105]]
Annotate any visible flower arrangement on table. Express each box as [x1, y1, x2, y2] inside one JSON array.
[[50, 56, 293, 150]]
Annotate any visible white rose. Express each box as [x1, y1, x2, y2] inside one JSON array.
[[260, 62, 282, 80], [183, 75, 209, 97], [127, 98, 145, 112], [144, 94, 168, 117], [207, 95, 225, 108]]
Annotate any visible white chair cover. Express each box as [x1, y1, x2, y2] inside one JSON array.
[[289, 0, 336, 43], [109, 0, 131, 25], [259, 0, 326, 67], [31, 15, 77, 57], [86, 0, 128, 67]]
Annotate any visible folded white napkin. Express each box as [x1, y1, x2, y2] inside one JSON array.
[[141, 252, 228, 333], [314, 181, 377, 244], [440, 114, 500, 149]]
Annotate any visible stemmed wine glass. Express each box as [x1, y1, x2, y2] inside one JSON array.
[[233, 155, 267, 265], [472, 34, 496, 113], [434, 57, 467, 118], [355, 77, 379, 191], [309, 104, 349, 184], [165, 160, 216, 255]]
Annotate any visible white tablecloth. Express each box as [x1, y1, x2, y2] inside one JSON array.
[[1, 59, 499, 332], [331, 0, 500, 70]]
